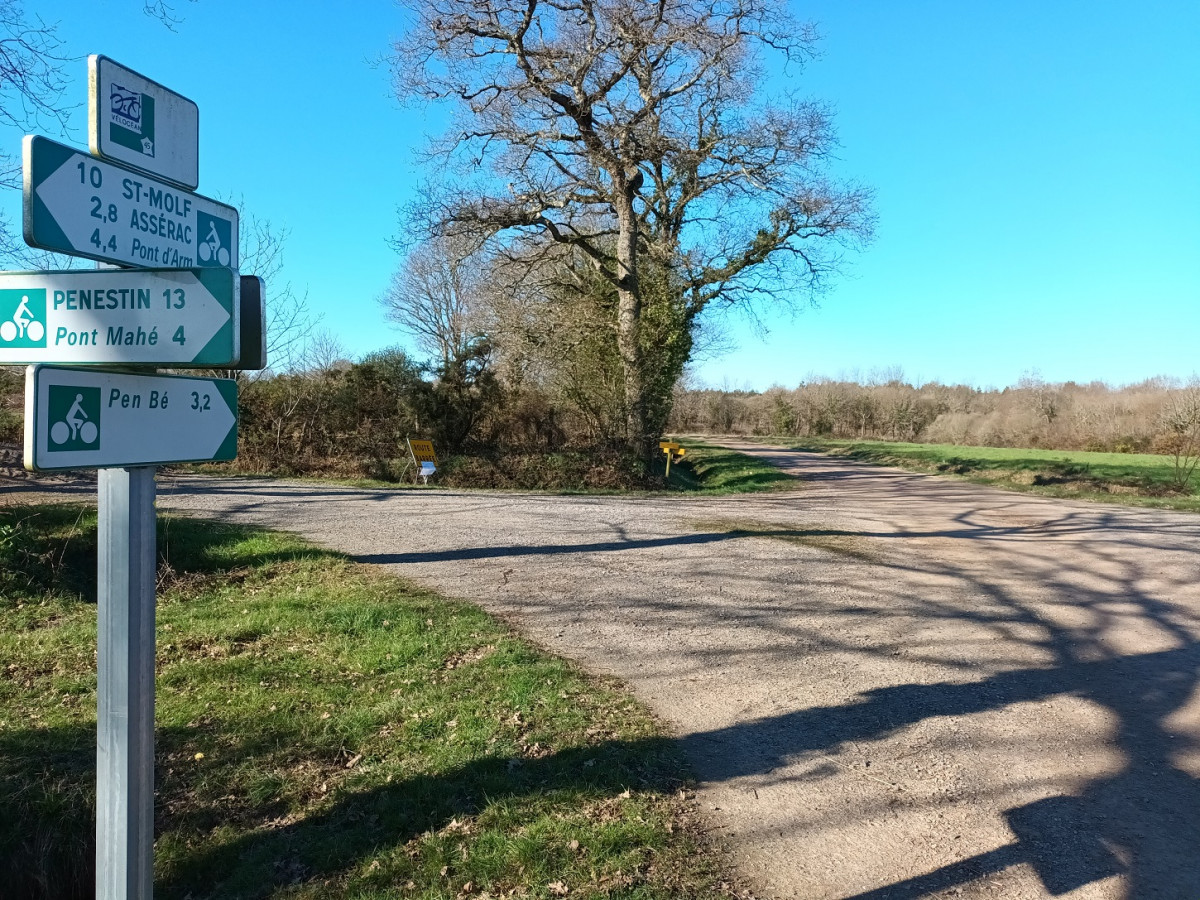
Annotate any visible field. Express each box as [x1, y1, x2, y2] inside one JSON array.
[[0, 504, 743, 899], [791, 439, 1200, 511]]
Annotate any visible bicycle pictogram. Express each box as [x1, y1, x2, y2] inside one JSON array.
[[51, 393, 98, 447], [197, 219, 231, 267], [0, 294, 45, 344], [110, 84, 142, 126]]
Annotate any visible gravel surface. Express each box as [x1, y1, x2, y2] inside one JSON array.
[[16, 441, 1199, 898]]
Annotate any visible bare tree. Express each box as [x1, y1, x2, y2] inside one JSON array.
[[141, 0, 198, 30], [0, 1, 69, 135], [1018, 370, 1065, 428], [1158, 380, 1200, 492], [0, 1, 72, 264], [392, 0, 873, 459], [297, 328, 349, 374], [381, 235, 484, 369]]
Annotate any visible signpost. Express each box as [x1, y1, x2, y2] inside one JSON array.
[[0, 267, 238, 366], [24, 135, 239, 270], [406, 438, 439, 484], [660, 440, 686, 476], [10, 53, 264, 897], [96, 463, 156, 900], [89, 55, 200, 189], [25, 365, 238, 470]]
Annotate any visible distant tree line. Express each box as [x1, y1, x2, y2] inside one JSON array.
[[5, 359, 1200, 487], [669, 374, 1200, 456]]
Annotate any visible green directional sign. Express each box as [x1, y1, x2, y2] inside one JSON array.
[[24, 136, 238, 270], [25, 365, 238, 470], [0, 268, 238, 366]]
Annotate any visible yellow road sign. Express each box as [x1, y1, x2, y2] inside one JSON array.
[[407, 438, 438, 466]]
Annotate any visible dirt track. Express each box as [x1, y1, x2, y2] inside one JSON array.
[[59, 442, 1200, 898]]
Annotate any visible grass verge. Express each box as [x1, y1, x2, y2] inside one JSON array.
[[1, 504, 745, 900], [791, 439, 1200, 511], [666, 441, 799, 495], [194, 441, 800, 498]]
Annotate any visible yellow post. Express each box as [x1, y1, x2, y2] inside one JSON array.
[[660, 441, 682, 478]]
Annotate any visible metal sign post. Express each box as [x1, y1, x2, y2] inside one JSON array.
[[96, 466, 156, 898]]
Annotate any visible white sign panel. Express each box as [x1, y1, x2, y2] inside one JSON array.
[[25, 365, 238, 470], [89, 55, 199, 190], [24, 136, 239, 270], [0, 268, 238, 366]]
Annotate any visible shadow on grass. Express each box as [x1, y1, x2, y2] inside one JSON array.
[[0, 506, 343, 606], [1, 718, 685, 900], [156, 514, 341, 575], [8, 635, 1198, 897], [669, 448, 799, 495], [0, 504, 98, 601]]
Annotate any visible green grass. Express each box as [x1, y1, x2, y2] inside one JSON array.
[[790, 438, 1200, 511], [0, 505, 741, 899], [666, 440, 800, 494]]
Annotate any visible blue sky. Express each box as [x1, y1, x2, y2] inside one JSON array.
[[8, 0, 1199, 390]]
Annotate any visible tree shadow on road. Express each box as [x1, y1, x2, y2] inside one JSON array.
[[666, 503, 1200, 897]]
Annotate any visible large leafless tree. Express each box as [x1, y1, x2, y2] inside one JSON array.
[[392, 0, 873, 458]]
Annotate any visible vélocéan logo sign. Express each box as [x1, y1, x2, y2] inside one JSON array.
[[109, 81, 156, 159]]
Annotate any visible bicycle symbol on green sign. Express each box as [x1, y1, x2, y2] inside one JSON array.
[[0, 289, 47, 348], [47, 385, 101, 452], [196, 214, 231, 267]]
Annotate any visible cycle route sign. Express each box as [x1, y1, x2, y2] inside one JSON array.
[[25, 365, 238, 470], [89, 55, 199, 190], [0, 268, 238, 366], [24, 135, 238, 270]]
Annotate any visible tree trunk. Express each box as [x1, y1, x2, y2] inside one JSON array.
[[613, 192, 652, 463], [617, 283, 650, 459]]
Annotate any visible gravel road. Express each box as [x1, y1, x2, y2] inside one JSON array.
[[133, 443, 1200, 897]]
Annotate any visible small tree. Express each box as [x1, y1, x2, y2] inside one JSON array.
[[1157, 381, 1200, 492]]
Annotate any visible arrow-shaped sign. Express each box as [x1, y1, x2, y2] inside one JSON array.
[[0, 268, 237, 366], [24, 135, 238, 270], [25, 365, 237, 470]]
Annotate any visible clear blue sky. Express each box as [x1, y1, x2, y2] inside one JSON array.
[[9, 0, 1199, 390]]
